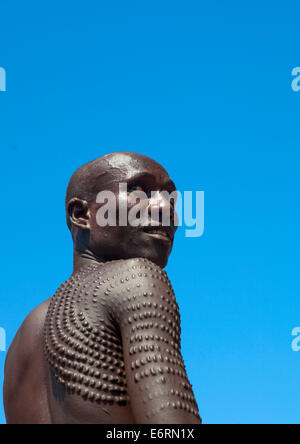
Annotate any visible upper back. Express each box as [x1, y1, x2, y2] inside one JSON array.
[[43, 262, 135, 424]]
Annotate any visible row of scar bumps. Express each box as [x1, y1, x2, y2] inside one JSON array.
[[43, 258, 200, 420], [117, 259, 201, 421], [44, 264, 129, 406]]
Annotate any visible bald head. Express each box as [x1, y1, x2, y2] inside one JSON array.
[[65, 151, 176, 268], [65, 152, 169, 230]]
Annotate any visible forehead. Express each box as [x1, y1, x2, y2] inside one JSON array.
[[103, 153, 170, 183]]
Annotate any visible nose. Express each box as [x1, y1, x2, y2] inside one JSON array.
[[148, 191, 175, 227]]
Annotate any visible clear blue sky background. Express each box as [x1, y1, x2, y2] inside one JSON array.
[[0, 0, 300, 424]]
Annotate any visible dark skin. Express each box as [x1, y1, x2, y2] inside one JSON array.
[[3, 152, 201, 424]]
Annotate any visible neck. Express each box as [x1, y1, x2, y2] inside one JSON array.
[[72, 249, 104, 275], [72, 230, 105, 275]]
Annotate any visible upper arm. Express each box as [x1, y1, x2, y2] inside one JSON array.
[[106, 258, 201, 424]]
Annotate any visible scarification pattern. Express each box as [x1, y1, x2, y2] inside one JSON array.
[[43, 264, 129, 406], [107, 258, 201, 421], [44, 258, 201, 422]]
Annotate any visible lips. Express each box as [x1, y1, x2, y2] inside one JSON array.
[[142, 226, 174, 242]]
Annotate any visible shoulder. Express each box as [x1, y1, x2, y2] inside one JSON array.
[[3, 299, 51, 407], [5, 299, 51, 371], [98, 257, 173, 287], [93, 258, 179, 323], [16, 299, 51, 344], [4, 299, 53, 424], [93, 258, 175, 299]]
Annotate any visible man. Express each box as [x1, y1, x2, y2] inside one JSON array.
[[3, 152, 201, 424]]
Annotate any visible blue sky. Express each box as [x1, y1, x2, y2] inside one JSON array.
[[0, 0, 300, 424]]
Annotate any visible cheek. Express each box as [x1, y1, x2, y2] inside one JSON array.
[[118, 194, 149, 224], [91, 226, 133, 245]]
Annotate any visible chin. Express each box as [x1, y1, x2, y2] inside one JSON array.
[[142, 251, 170, 269], [144, 244, 173, 269], [117, 248, 169, 269]]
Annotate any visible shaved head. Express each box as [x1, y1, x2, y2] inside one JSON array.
[[65, 152, 168, 229], [65, 151, 176, 268]]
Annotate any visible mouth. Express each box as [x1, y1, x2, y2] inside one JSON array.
[[142, 226, 174, 243]]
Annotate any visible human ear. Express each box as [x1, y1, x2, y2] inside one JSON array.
[[67, 198, 91, 230]]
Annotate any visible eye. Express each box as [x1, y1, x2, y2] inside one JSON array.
[[128, 184, 144, 193]]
